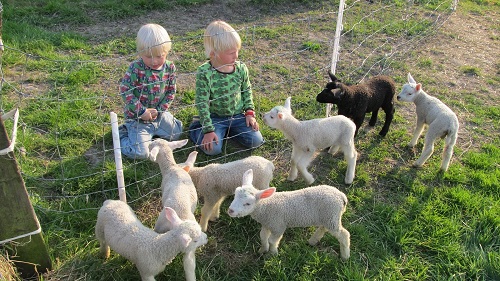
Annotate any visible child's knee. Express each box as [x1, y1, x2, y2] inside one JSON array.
[[121, 146, 149, 159], [243, 132, 264, 148]]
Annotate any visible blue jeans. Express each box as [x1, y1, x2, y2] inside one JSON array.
[[189, 113, 264, 156], [119, 112, 183, 159]]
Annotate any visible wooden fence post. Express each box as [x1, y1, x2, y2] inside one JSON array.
[[0, 114, 53, 279]]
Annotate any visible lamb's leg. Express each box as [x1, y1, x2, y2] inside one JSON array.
[[353, 116, 364, 136], [379, 106, 394, 137], [440, 131, 458, 171], [199, 196, 226, 232], [259, 227, 271, 253], [329, 226, 351, 261], [308, 226, 328, 245], [210, 196, 226, 221], [99, 241, 110, 259], [343, 144, 357, 184], [287, 147, 299, 181], [268, 231, 285, 255], [200, 198, 218, 232], [409, 120, 425, 147], [296, 149, 315, 184], [183, 250, 197, 281], [414, 130, 437, 167], [138, 272, 155, 281], [328, 145, 340, 156], [95, 224, 110, 258], [368, 109, 378, 126]]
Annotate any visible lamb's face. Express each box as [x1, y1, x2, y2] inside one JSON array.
[[148, 139, 189, 163], [316, 82, 342, 104], [181, 221, 208, 253], [227, 186, 258, 217], [262, 107, 284, 129], [397, 83, 418, 103]]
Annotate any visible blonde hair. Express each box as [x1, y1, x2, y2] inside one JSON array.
[[203, 20, 241, 58], [136, 23, 172, 56]]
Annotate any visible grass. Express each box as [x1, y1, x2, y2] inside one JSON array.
[[1, 0, 499, 280]]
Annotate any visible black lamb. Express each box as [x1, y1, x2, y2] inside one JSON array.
[[316, 71, 396, 137]]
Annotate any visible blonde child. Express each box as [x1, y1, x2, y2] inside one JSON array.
[[119, 23, 182, 159], [189, 20, 264, 155]]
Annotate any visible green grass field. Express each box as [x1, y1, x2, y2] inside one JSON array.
[[0, 0, 498, 280]]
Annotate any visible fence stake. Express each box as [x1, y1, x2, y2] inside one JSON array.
[[0, 112, 52, 279], [327, 0, 346, 117], [110, 112, 126, 202]]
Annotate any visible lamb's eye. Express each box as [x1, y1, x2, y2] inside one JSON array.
[[270, 116, 274, 119], [244, 203, 251, 206]]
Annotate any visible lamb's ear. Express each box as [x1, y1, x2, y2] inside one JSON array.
[[149, 146, 160, 162], [168, 139, 189, 150], [328, 71, 338, 82], [408, 73, 416, 84], [179, 234, 192, 248], [165, 207, 183, 228], [256, 187, 276, 200], [242, 169, 254, 186], [182, 151, 198, 172], [284, 97, 292, 112], [415, 83, 422, 92]]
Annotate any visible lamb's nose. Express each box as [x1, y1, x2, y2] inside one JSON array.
[[396, 96, 401, 100], [228, 209, 233, 215]]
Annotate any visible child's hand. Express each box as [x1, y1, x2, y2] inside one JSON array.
[[202, 132, 219, 152], [140, 108, 158, 121], [246, 116, 260, 131]]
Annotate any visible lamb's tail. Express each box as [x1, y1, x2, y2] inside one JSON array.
[[341, 192, 348, 207]]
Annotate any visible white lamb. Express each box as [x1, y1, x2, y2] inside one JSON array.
[[148, 139, 198, 233], [95, 200, 208, 281], [227, 169, 350, 260], [183, 151, 275, 232], [148, 139, 201, 281], [397, 73, 459, 171], [263, 97, 357, 184]]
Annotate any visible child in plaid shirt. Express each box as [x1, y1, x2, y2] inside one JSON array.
[[119, 23, 182, 159]]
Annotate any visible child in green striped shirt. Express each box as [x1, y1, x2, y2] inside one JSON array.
[[189, 20, 264, 155]]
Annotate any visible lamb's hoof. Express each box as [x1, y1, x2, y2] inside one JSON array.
[[305, 178, 315, 185], [268, 249, 279, 255], [287, 175, 297, 181], [258, 248, 268, 254], [308, 239, 319, 246], [378, 131, 388, 137], [340, 254, 350, 261], [412, 162, 423, 168]]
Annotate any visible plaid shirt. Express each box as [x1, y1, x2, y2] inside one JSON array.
[[120, 58, 176, 119]]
